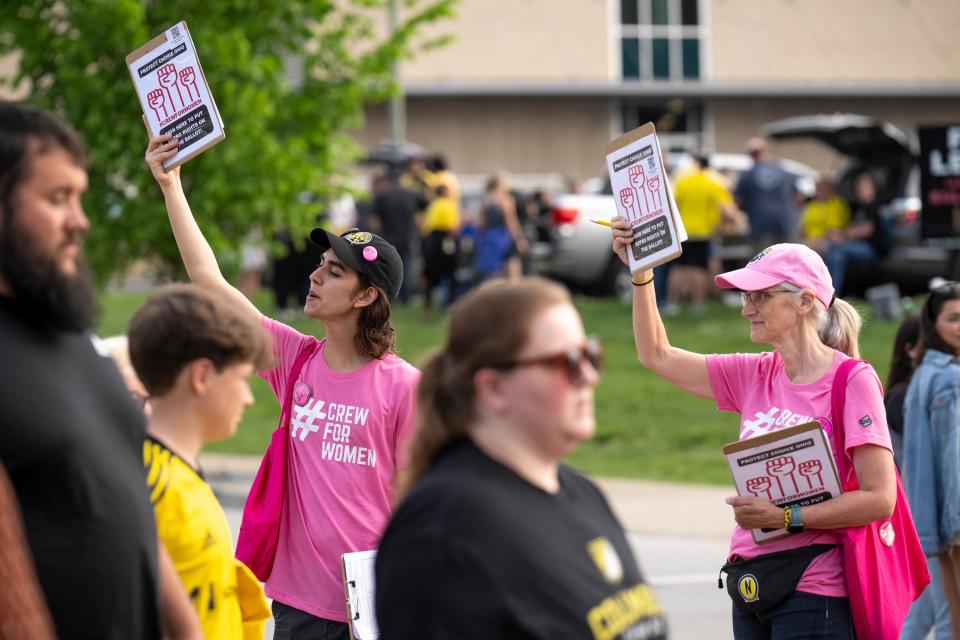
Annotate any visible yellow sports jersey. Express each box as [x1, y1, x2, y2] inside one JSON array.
[[801, 196, 851, 240], [144, 437, 268, 640], [422, 197, 460, 234], [673, 170, 733, 238]]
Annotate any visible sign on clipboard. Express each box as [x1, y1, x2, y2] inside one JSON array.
[[723, 422, 843, 544], [126, 21, 225, 170], [342, 549, 379, 640], [604, 123, 687, 273]]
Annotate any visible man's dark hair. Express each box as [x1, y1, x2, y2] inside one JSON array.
[[354, 274, 396, 359], [0, 102, 87, 220], [0, 102, 95, 332], [128, 284, 275, 397]]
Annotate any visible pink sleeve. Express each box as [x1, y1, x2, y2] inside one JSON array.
[[258, 316, 312, 402], [393, 369, 421, 470], [706, 352, 766, 413], [841, 362, 892, 456]]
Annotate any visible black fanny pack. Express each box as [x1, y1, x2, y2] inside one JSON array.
[[718, 544, 836, 615]]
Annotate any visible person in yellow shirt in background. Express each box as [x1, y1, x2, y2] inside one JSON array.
[[128, 284, 274, 640], [801, 177, 851, 255], [667, 155, 741, 315], [420, 184, 460, 318]]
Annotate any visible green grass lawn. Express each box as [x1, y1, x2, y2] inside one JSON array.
[[99, 289, 901, 485]]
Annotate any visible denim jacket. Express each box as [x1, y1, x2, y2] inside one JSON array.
[[903, 349, 960, 556]]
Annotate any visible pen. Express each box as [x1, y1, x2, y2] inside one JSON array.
[[590, 219, 613, 228]]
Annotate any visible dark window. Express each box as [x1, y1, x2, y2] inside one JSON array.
[[652, 38, 670, 79], [622, 38, 640, 79], [621, 0, 639, 25], [681, 0, 698, 25], [651, 0, 669, 25], [682, 38, 699, 79]]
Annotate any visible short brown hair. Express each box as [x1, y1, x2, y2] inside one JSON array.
[[128, 284, 274, 396]]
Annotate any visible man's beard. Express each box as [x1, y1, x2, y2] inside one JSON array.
[[0, 216, 98, 333]]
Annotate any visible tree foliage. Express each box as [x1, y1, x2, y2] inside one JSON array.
[[0, 0, 455, 280]]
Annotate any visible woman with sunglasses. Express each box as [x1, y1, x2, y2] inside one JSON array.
[[611, 220, 897, 639], [375, 277, 668, 640], [903, 282, 960, 636]]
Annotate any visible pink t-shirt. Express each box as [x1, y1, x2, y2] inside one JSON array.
[[707, 350, 891, 597], [258, 317, 420, 621]]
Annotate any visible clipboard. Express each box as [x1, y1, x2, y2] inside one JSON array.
[[342, 549, 379, 640], [723, 421, 843, 544], [126, 21, 225, 170], [604, 123, 688, 273]]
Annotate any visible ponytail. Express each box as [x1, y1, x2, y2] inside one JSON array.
[[816, 297, 862, 359]]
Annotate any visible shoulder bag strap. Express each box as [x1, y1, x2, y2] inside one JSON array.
[[277, 339, 320, 431], [830, 358, 863, 488]]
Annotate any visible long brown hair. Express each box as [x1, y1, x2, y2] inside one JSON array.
[[397, 277, 570, 498], [354, 274, 396, 359]]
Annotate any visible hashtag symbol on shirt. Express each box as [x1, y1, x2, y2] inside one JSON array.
[[742, 408, 781, 439], [290, 399, 326, 442]]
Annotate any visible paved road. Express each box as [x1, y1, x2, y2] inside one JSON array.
[[209, 455, 736, 640]]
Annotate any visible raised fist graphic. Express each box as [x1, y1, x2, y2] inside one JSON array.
[[746, 476, 774, 500], [619, 187, 638, 219], [147, 88, 170, 120], [157, 64, 185, 110], [766, 456, 799, 497], [798, 459, 824, 490], [646, 174, 663, 210], [178, 66, 199, 102]]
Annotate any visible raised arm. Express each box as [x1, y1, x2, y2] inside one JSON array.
[[145, 135, 261, 320], [610, 216, 713, 399]]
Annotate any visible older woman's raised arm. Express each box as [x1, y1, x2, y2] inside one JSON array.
[[611, 217, 714, 400]]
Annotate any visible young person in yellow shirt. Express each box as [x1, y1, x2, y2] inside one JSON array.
[[801, 177, 851, 254], [421, 184, 460, 316], [128, 284, 274, 640]]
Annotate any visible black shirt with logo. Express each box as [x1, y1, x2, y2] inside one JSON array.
[[376, 440, 668, 639], [0, 298, 161, 639]]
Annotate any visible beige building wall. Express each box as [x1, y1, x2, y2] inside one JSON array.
[[401, 0, 613, 82], [711, 0, 960, 83], [359, 97, 614, 178]]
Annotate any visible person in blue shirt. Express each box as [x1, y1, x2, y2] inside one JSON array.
[[734, 138, 799, 252], [903, 282, 960, 636]]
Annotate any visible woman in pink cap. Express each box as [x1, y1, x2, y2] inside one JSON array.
[[611, 219, 898, 639]]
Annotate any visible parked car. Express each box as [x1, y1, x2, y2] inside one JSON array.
[[543, 153, 817, 302], [761, 113, 949, 295]]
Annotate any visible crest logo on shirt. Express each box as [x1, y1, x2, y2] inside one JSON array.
[[858, 415, 873, 428], [586, 537, 624, 584], [738, 574, 760, 603], [879, 522, 896, 547]]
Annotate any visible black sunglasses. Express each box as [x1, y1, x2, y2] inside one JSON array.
[[493, 337, 603, 386]]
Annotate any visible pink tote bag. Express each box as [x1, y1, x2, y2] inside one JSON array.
[[831, 359, 929, 640], [236, 339, 319, 581]]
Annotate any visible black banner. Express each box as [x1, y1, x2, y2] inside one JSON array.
[[919, 125, 960, 240], [137, 43, 187, 78], [630, 215, 674, 262], [160, 105, 214, 150], [613, 145, 654, 173]]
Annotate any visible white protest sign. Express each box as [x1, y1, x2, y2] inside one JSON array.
[[126, 21, 225, 169], [723, 422, 843, 544], [604, 123, 687, 273]]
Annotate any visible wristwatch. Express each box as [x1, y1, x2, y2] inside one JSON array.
[[786, 504, 804, 534]]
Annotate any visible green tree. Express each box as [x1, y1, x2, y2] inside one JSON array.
[[0, 0, 455, 280]]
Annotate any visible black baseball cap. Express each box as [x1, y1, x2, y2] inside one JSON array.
[[309, 227, 403, 300]]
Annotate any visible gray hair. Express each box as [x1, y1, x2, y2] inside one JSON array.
[[778, 282, 862, 358]]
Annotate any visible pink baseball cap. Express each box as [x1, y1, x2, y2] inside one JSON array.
[[714, 243, 835, 308]]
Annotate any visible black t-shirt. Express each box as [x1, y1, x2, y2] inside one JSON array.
[[376, 440, 668, 639], [849, 201, 891, 256], [0, 298, 161, 639], [373, 185, 422, 248]]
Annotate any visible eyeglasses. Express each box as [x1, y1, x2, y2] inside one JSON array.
[[740, 289, 795, 308], [494, 337, 603, 386]]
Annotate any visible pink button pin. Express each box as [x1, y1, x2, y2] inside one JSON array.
[[362, 246, 378, 261]]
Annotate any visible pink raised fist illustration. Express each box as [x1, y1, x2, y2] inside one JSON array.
[[179, 66, 199, 102], [766, 456, 799, 497], [798, 459, 824, 490], [147, 88, 170, 120], [157, 64, 185, 110], [619, 187, 639, 219], [646, 174, 663, 210], [746, 476, 773, 500]]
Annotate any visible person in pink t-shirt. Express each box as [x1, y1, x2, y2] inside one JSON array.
[[610, 222, 897, 639], [146, 135, 420, 640]]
